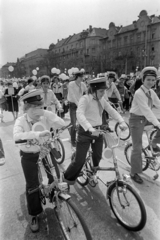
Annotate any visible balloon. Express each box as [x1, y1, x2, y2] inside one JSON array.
[[51, 67, 57, 74], [8, 66, 14, 72], [59, 73, 66, 80], [72, 67, 79, 74], [32, 69, 37, 75], [36, 67, 39, 71], [32, 76, 37, 80], [56, 69, 61, 74], [80, 68, 85, 73]]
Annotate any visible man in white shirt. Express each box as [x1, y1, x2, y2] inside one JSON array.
[[129, 66, 160, 184], [67, 70, 87, 147]]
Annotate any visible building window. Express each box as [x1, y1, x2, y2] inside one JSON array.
[[112, 40, 116, 47], [130, 35, 134, 44], [151, 32, 155, 39], [124, 36, 128, 44], [118, 38, 121, 47], [136, 33, 141, 42], [92, 48, 95, 53]]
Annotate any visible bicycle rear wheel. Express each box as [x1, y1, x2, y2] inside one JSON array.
[[115, 122, 130, 141], [124, 143, 149, 171], [55, 198, 92, 240], [107, 181, 147, 231]]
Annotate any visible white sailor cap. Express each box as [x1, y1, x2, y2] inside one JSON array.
[[89, 77, 107, 90], [141, 66, 157, 79], [20, 89, 43, 103]]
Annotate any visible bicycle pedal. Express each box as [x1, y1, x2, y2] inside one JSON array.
[[58, 182, 69, 191]]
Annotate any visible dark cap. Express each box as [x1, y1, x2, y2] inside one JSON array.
[[40, 75, 50, 83], [20, 89, 43, 103], [141, 67, 157, 78], [89, 77, 107, 90]]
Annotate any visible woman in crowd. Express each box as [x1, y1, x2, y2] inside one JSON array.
[[4, 81, 19, 120]]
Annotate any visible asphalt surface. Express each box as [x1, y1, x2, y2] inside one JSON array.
[[0, 111, 160, 240]]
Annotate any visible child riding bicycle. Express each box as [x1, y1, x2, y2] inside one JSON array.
[[13, 89, 66, 233], [63, 77, 127, 185]]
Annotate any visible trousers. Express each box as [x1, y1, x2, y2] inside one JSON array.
[[129, 113, 160, 174], [21, 151, 54, 216], [69, 102, 77, 144], [64, 125, 103, 182]]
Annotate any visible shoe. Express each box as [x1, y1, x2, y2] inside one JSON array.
[[130, 173, 143, 184], [62, 173, 74, 187], [49, 189, 55, 202], [71, 142, 76, 148], [0, 158, 5, 166], [30, 216, 39, 233]]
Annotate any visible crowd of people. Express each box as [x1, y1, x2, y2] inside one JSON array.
[[1, 67, 160, 232]]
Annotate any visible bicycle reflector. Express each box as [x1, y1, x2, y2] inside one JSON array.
[[32, 122, 46, 132], [47, 106, 53, 111], [102, 147, 113, 160]]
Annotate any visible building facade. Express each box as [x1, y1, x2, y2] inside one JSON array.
[[49, 25, 108, 75], [100, 10, 160, 75], [19, 48, 48, 76]]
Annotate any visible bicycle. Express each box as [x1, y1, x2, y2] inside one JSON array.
[[124, 125, 160, 181], [71, 128, 147, 232], [104, 101, 130, 141], [15, 132, 92, 240], [51, 123, 72, 164]]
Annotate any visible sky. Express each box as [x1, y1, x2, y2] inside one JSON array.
[[0, 0, 160, 67]]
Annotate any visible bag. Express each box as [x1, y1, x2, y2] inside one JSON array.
[[0, 96, 6, 104]]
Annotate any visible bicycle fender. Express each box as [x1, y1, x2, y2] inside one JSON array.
[[106, 180, 125, 198], [58, 192, 71, 200]]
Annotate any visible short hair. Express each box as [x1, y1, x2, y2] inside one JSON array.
[[28, 78, 33, 84], [23, 100, 44, 112]]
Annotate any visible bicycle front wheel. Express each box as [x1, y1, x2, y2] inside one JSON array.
[[54, 138, 65, 164], [124, 143, 149, 171], [115, 122, 130, 141], [55, 198, 92, 240], [107, 181, 147, 231]]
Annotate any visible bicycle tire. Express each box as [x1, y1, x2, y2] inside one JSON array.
[[54, 197, 92, 240], [115, 122, 130, 141], [49, 151, 61, 180], [149, 129, 157, 142], [107, 181, 147, 231], [103, 134, 107, 149], [54, 138, 65, 164], [124, 143, 149, 171]]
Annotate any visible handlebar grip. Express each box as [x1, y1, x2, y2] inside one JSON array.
[[15, 139, 28, 144]]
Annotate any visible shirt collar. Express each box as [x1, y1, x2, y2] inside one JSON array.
[[141, 85, 151, 93]]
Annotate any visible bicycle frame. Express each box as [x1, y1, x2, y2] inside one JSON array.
[[80, 131, 131, 207]]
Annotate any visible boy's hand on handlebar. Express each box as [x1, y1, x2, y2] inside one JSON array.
[[119, 121, 128, 131], [89, 127, 102, 136], [39, 130, 51, 138]]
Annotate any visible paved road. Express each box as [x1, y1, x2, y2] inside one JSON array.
[[0, 111, 160, 240]]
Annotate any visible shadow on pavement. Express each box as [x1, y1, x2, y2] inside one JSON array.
[[72, 182, 145, 240], [17, 193, 64, 240]]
